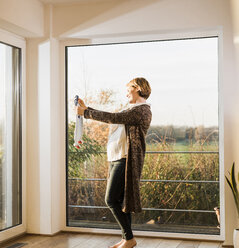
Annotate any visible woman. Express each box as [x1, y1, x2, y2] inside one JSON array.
[[76, 77, 152, 248]]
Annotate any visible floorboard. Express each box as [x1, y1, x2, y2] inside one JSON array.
[[1, 232, 223, 248]]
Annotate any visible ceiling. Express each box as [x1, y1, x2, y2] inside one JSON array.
[[39, 0, 122, 4]]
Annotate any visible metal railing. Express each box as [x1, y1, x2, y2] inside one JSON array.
[[68, 150, 219, 214]]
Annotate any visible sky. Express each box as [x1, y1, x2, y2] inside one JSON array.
[[67, 37, 218, 127]]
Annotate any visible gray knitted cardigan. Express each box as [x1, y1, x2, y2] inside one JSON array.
[[84, 104, 152, 213]]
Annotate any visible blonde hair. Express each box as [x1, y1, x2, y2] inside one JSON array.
[[127, 77, 151, 99]]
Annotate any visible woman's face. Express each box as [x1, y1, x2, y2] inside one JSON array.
[[126, 84, 140, 104]]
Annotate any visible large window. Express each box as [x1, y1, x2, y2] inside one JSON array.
[[0, 42, 22, 231], [66, 37, 220, 235]]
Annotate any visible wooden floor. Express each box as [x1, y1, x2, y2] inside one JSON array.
[[1, 232, 223, 248]]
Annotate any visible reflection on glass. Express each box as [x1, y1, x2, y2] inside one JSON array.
[[66, 37, 219, 235], [0, 43, 21, 231]]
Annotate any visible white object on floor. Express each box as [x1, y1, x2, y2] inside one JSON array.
[[234, 229, 239, 248]]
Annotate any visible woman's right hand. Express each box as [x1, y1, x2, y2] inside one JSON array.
[[78, 98, 87, 110]]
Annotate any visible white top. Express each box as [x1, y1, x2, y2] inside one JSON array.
[[107, 102, 151, 162]]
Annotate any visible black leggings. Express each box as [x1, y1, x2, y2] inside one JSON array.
[[105, 157, 133, 240]]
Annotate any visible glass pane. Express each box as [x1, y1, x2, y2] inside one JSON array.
[[0, 42, 21, 231], [66, 37, 219, 235]]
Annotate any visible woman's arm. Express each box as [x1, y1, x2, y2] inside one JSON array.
[[84, 106, 144, 125], [76, 97, 150, 125]]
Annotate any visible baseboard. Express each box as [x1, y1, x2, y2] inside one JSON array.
[[26, 230, 62, 236]]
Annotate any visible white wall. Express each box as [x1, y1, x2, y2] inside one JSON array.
[[26, 4, 61, 235], [230, 0, 239, 236], [0, 0, 238, 245]]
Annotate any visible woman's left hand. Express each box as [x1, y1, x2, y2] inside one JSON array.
[[75, 97, 87, 116], [76, 105, 85, 116]]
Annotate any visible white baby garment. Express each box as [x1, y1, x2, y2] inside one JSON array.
[[74, 95, 83, 149]]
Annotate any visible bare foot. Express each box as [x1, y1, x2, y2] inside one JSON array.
[[118, 238, 137, 248], [109, 239, 125, 248]]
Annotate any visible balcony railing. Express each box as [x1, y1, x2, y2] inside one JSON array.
[[67, 150, 219, 215]]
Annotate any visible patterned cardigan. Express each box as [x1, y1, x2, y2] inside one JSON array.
[[84, 104, 152, 213]]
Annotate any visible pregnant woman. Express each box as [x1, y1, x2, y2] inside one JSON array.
[[76, 77, 152, 248]]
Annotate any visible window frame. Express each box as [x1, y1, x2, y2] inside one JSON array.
[[0, 28, 26, 242], [61, 28, 224, 241]]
